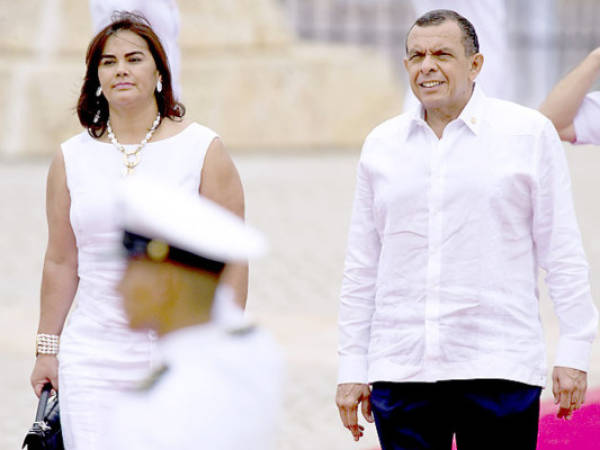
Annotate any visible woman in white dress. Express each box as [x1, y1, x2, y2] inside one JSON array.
[[29, 13, 246, 449]]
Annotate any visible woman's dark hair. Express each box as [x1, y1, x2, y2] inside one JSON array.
[[406, 9, 479, 56], [77, 12, 185, 138]]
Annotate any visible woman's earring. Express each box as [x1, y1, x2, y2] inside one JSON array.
[[93, 109, 101, 124], [156, 79, 162, 93], [96, 86, 102, 97]]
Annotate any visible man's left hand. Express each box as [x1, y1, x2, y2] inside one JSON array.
[[552, 366, 587, 420]]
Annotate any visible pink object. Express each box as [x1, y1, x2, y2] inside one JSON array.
[[537, 387, 600, 450]]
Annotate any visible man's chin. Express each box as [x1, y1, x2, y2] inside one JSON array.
[[420, 100, 442, 112], [413, 90, 442, 107]]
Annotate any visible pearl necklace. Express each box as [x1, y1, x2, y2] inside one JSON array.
[[107, 112, 161, 175]]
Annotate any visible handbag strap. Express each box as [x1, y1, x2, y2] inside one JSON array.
[[35, 383, 52, 422]]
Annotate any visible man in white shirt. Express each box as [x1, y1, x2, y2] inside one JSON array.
[[336, 10, 598, 450], [540, 47, 600, 145], [101, 179, 282, 449]]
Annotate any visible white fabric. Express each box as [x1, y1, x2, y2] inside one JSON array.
[[338, 86, 598, 387], [89, 0, 181, 99], [574, 91, 600, 145], [58, 123, 218, 450], [119, 177, 267, 262], [100, 323, 283, 450], [404, 0, 513, 111]]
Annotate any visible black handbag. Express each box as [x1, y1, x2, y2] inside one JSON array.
[[22, 383, 64, 450]]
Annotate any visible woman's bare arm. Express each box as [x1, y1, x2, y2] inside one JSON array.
[[30, 150, 79, 396], [200, 138, 248, 308]]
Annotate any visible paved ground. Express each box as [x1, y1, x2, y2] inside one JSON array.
[[2, 147, 600, 450]]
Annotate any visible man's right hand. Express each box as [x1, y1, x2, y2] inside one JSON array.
[[30, 354, 59, 397], [335, 383, 374, 441]]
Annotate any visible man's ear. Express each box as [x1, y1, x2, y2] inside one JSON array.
[[470, 53, 484, 81]]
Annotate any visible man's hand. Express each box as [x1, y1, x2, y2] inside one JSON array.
[[552, 366, 587, 420], [335, 383, 374, 441]]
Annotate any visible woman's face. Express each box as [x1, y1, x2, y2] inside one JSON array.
[[97, 29, 160, 110]]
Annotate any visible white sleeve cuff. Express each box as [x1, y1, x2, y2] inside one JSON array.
[[554, 337, 594, 372], [338, 355, 369, 384]]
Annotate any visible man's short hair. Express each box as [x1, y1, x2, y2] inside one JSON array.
[[406, 9, 480, 56]]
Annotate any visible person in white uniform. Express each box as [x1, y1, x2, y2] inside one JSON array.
[[335, 10, 597, 449], [404, 0, 512, 111], [30, 13, 247, 450], [540, 46, 600, 145], [89, 0, 182, 99], [100, 178, 282, 449]]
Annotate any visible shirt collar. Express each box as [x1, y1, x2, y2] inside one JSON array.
[[457, 83, 485, 135], [404, 83, 486, 138], [406, 100, 427, 136]]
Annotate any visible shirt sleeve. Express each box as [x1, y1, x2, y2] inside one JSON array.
[[532, 120, 599, 371], [574, 91, 600, 145], [338, 144, 381, 384]]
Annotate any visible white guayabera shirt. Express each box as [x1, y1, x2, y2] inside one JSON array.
[[338, 86, 598, 387]]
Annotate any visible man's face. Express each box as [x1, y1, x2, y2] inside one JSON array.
[[404, 20, 482, 116]]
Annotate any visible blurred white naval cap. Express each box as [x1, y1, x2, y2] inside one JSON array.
[[117, 177, 267, 269]]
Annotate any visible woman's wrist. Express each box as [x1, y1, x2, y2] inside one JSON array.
[[35, 333, 60, 357]]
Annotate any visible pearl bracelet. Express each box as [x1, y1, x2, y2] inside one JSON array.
[[36, 333, 60, 356]]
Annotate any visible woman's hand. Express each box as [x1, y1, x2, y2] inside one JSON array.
[[31, 354, 59, 397]]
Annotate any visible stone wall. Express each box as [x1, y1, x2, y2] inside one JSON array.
[[0, 0, 403, 157]]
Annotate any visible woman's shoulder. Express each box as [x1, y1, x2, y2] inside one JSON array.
[[60, 130, 99, 159], [61, 130, 92, 148], [162, 118, 219, 141]]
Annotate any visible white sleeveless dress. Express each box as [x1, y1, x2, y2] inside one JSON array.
[[58, 123, 217, 449]]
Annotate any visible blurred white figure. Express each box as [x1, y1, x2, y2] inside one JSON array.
[[104, 324, 283, 450], [100, 179, 283, 449], [89, 0, 182, 99], [405, 0, 512, 110]]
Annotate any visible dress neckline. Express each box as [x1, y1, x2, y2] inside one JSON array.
[[88, 122, 197, 147]]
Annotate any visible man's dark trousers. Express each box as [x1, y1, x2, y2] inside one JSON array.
[[370, 379, 542, 450]]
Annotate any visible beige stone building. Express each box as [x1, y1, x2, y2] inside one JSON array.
[[0, 0, 403, 157]]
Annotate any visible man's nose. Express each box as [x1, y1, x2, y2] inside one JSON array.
[[420, 54, 437, 73]]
